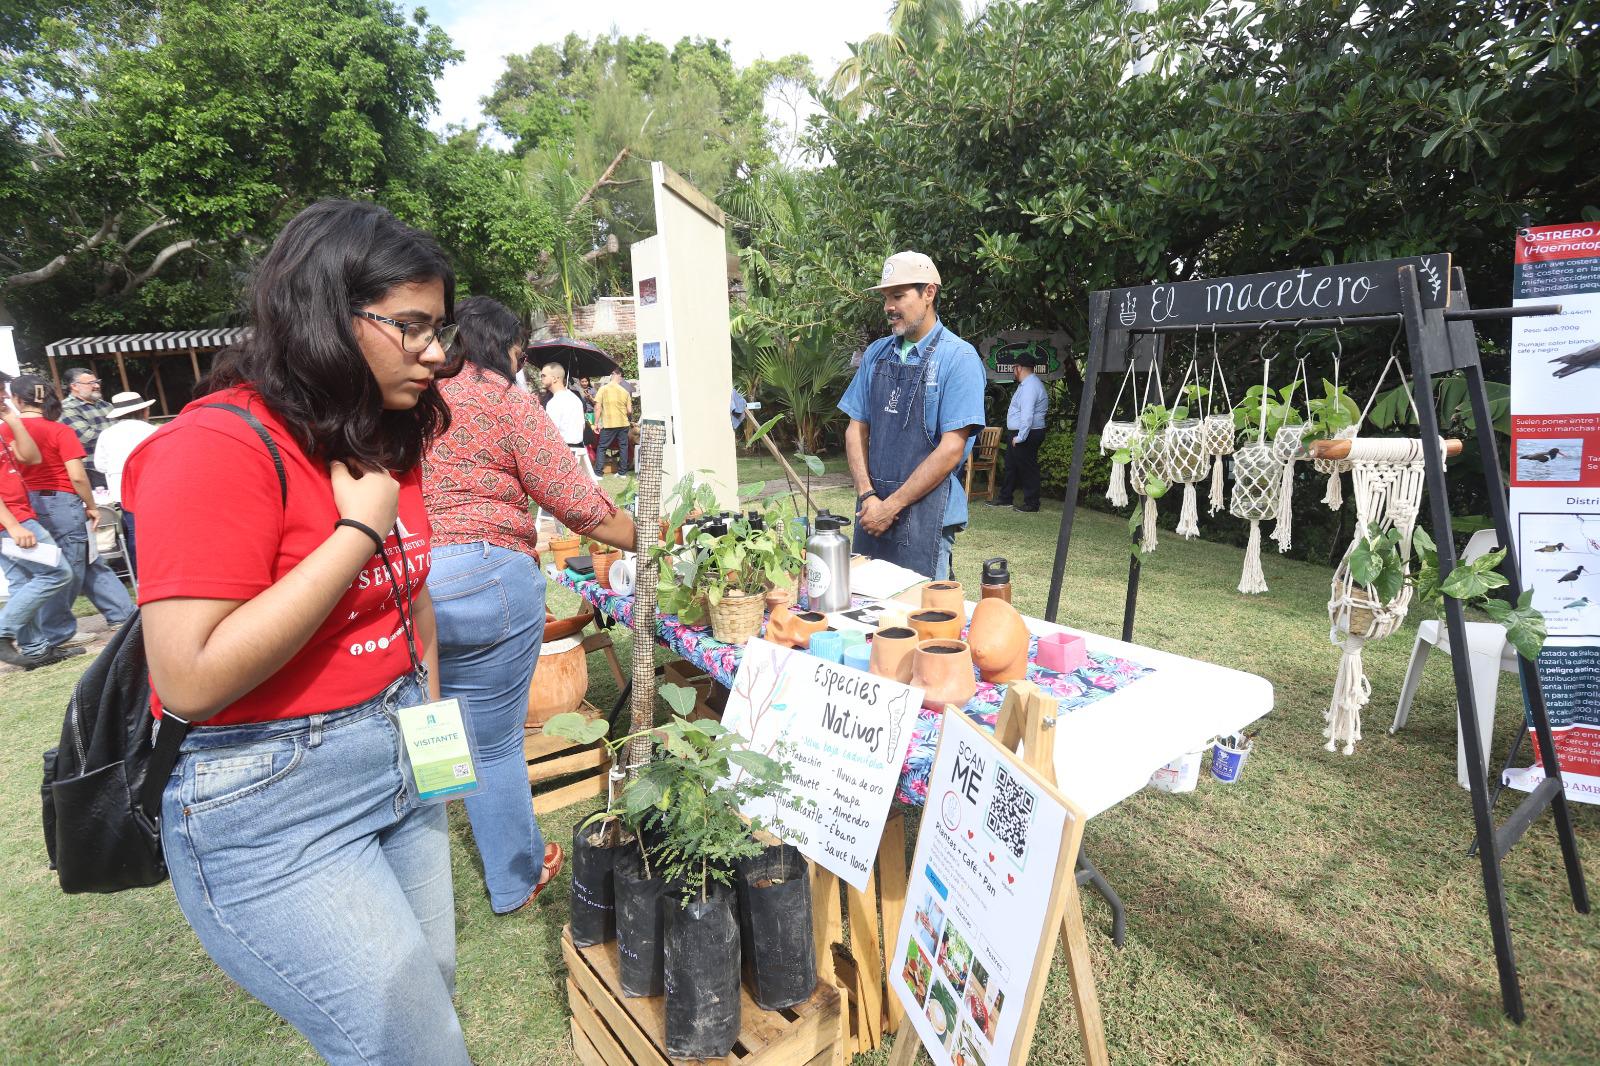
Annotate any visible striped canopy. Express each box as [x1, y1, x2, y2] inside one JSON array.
[[44, 327, 248, 358]]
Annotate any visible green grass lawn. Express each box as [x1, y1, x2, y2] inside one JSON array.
[[4, 491, 1598, 1064]]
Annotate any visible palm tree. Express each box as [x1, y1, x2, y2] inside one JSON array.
[[826, 0, 970, 110]]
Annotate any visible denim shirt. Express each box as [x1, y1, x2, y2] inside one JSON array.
[[838, 319, 987, 527]]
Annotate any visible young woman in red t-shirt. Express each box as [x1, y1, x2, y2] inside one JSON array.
[[125, 200, 470, 1064], [1, 374, 134, 651]]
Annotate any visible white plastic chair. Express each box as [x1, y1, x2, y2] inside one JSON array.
[[1389, 529, 1519, 790]]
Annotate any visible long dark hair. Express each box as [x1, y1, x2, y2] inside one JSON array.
[[453, 295, 526, 384], [208, 199, 457, 471], [11, 374, 61, 420]]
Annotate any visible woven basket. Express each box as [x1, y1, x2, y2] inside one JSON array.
[[1101, 419, 1137, 452], [709, 589, 766, 644], [1272, 423, 1308, 463], [1128, 432, 1170, 494]]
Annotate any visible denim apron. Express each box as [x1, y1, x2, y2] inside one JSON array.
[[852, 326, 951, 577]]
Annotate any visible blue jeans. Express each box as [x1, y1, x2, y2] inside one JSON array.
[[0, 519, 73, 656], [25, 490, 133, 647], [430, 542, 549, 913], [161, 675, 469, 1065], [935, 525, 960, 581]]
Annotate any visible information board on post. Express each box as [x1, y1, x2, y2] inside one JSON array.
[[1505, 222, 1600, 804], [887, 710, 1077, 1066], [720, 638, 922, 890]]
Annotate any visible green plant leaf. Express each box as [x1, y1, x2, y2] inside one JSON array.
[[543, 713, 610, 746], [748, 413, 784, 446], [795, 451, 825, 476], [660, 683, 698, 719], [728, 748, 782, 779]]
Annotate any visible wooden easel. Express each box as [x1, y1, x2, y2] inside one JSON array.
[[887, 682, 1110, 1066]]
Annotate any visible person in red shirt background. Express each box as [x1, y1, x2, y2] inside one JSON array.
[[0, 396, 74, 669], [123, 199, 472, 1064], [1, 374, 133, 653]]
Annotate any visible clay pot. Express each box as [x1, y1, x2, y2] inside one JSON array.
[[543, 601, 595, 642], [550, 534, 582, 571], [909, 609, 962, 642], [921, 581, 964, 615], [592, 546, 621, 589], [764, 586, 793, 614], [911, 639, 977, 710], [1036, 631, 1088, 674], [968, 597, 1030, 684], [765, 607, 828, 649], [527, 635, 590, 727], [868, 626, 917, 683]]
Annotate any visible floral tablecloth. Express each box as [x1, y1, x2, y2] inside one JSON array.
[[552, 568, 1154, 806]]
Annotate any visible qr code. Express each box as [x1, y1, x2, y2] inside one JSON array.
[[452, 762, 471, 779], [984, 763, 1036, 862]]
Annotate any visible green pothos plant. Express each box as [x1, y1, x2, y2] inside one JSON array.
[[1116, 402, 1182, 551], [546, 684, 789, 902], [1346, 523, 1547, 659], [1232, 382, 1303, 444], [1300, 379, 1361, 445]]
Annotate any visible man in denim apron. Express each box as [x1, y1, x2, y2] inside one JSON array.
[[840, 252, 986, 580]]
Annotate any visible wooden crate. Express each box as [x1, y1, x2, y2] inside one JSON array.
[[563, 928, 842, 1066], [526, 699, 610, 815]]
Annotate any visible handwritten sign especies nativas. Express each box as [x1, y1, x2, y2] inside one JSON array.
[[722, 638, 922, 890], [1109, 253, 1452, 329]]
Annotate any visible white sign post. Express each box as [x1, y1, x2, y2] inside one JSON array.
[[721, 637, 922, 891]]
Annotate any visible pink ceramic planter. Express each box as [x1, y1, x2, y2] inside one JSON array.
[[1035, 632, 1088, 674]]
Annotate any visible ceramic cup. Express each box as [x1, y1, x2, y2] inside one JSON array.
[[809, 630, 844, 664]]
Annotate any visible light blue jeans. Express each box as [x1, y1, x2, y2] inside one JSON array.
[[0, 519, 73, 656], [160, 674, 469, 1065], [25, 490, 133, 646], [936, 524, 960, 581], [429, 542, 549, 913]]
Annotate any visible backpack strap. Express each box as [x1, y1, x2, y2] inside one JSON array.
[[135, 402, 289, 820]]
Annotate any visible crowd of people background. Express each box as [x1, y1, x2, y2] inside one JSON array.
[[0, 197, 1049, 1064]]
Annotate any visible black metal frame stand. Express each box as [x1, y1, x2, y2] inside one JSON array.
[[1043, 256, 1589, 1022]]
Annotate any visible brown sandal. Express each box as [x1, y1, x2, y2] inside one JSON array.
[[506, 843, 565, 913]]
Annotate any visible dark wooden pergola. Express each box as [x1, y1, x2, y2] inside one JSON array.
[[43, 328, 248, 416]]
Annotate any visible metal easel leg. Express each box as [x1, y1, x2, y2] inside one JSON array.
[[1075, 847, 1127, 948]]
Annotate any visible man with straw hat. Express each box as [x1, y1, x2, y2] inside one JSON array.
[[839, 251, 985, 580], [95, 391, 158, 573]]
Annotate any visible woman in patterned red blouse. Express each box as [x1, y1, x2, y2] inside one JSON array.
[[424, 295, 635, 914]]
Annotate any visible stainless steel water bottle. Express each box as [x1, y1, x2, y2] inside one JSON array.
[[804, 510, 852, 613]]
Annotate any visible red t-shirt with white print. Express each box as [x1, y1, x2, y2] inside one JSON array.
[[123, 386, 432, 726]]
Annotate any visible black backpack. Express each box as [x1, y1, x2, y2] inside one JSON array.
[[41, 403, 286, 893]]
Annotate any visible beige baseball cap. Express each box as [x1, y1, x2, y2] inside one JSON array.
[[866, 251, 941, 291]]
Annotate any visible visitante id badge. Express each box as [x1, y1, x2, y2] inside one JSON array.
[[394, 697, 482, 805]]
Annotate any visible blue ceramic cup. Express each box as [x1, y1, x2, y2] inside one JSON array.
[[809, 630, 844, 664]]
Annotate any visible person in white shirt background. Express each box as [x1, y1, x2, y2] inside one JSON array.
[[989, 350, 1050, 512], [93, 390, 159, 574], [538, 361, 597, 483]]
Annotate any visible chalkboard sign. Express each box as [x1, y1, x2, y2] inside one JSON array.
[[1110, 254, 1451, 330]]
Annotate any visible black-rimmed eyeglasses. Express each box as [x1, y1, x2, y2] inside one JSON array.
[[355, 310, 459, 355]]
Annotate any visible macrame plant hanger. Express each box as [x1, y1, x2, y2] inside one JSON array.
[[1165, 330, 1211, 539], [1229, 340, 1282, 594], [1130, 359, 1171, 552], [1312, 324, 1357, 510], [1270, 334, 1313, 553], [1325, 336, 1430, 755], [1101, 360, 1139, 509], [1203, 327, 1236, 515]]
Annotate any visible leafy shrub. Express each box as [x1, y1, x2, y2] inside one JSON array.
[[1037, 425, 1111, 500]]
